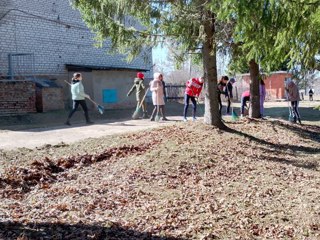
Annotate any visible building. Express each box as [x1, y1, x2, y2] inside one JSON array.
[[234, 71, 293, 100], [0, 0, 153, 114]]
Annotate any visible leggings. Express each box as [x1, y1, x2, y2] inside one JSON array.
[[183, 94, 197, 118], [67, 100, 90, 122]]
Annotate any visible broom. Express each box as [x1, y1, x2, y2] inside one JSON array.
[[64, 80, 104, 115], [132, 87, 149, 119]]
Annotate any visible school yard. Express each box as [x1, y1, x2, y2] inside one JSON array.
[[0, 99, 319, 239]]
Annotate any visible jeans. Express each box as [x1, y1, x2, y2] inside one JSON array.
[[241, 96, 250, 115], [290, 101, 301, 122], [183, 94, 197, 118]]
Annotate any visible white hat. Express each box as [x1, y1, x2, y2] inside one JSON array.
[[154, 72, 161, 80]]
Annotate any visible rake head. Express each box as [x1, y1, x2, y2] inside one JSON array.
[[132, 108, 140, 119], [231, 109, 239, 121], [97, 105, 104, 115]]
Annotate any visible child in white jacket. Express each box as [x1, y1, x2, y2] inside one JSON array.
[[65, 73, 93, 125]]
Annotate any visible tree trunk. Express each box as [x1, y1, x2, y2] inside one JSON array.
[[202, 9, 225, 129], [249, 59, 260, 118]]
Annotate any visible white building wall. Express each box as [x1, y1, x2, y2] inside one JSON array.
[[0, 0, 153, 78]]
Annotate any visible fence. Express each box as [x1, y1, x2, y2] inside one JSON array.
[[165, 84, 185, 101], [0, 52, 35, 80]]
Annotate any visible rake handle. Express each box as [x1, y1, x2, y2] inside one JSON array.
[[137, 87, 149, 109]]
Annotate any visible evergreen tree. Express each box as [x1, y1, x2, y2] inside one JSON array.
[[72, 0, 226, 128], [217, 0, 320, 118]]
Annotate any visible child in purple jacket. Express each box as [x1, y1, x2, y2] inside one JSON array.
[[259, 79, 266, 117]]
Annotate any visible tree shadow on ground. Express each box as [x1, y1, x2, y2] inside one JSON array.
[[0, 221, 185, 240], [270, 119, 320, 143], [264, 106, 320, 122], [226, 120, 320, 170], [260, 154, 319, 170]]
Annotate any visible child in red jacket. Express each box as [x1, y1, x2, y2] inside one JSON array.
[[183, 77, 204, 121]]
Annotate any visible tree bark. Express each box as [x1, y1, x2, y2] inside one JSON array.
[[202, 9, 225, 129], [249, 59, 260, 118]]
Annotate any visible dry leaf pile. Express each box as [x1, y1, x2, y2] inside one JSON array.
[[0, 119, 319, 239]]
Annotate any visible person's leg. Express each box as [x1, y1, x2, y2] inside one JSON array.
[[226, 97, 231, 114], [150, 106, 157, 121], [66, 100, 80, 125], [160, 105, 168, 120], [290, 101, 297, 122], [132, 101, 141, 119], [292, 101, 301, 123], [79, 100, 93, 124], [183, 94, 190, 120], [240, 97, 245, 116], [218, 94, 222, 116], [190, 96, 197, 119], [260, 98, 264, 117], [141, 101, 148, 118]]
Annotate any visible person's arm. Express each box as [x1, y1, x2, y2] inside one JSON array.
[[140, 81, 145, 90], [78, 82, 90, 98], [150, 80, 158, 91], [187, 79, 193, 88], [127, 84, 136, 96], [227, 82, 233, 98], [163, 81, 167, 100]]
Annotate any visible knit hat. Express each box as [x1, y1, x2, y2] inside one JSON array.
[[137, 72, 144, 79]]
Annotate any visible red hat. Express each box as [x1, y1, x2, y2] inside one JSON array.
[[137, 72, 144, 79]]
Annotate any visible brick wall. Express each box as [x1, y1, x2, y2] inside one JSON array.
[[235, 72, 292, 100], [0, 0, 153, 79], [36, 87, 64, 112], [0, 80, 36, 115]]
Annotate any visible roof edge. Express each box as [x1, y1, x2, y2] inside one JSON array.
[[65, 64, 150, 72]]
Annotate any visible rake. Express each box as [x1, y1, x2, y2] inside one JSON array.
[[231, 106, 239, 121], [132, 87, 149, 119], [86, 97, 105, 115], [64, 80, 104, 115]]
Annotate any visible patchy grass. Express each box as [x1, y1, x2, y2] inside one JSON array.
[[0, 118, 319, 239]]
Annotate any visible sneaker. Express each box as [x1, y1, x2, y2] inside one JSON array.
[[65, 121, 71, 126], [150, 118, 155, 121], [142, 113, 149, 119], [162, 117, 168, 121], [298, 118, 302, 124], [192, 117, 197, 121], [183, 118, 187, 122]]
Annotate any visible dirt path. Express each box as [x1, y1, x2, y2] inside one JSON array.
[[0, 117, 182, 150]]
